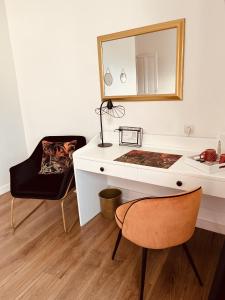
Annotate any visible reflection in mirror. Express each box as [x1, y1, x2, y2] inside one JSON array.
[[120, 69, 127, 83], [136, 29, 176, 95], [98, 19, 185, 101], [102, 28, 177, 96], [103, 37, 136, 96], [104, 68, 113, 86]]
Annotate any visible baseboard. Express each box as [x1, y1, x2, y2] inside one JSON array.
[[196, 218, 225, 235], [0, 183, 10, 195]]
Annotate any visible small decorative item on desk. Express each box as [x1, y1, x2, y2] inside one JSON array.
[[199, 149, 217, 162], [115, 126, 143, 147], [219, 153, 225, 164], [217, 140, 221, 157], [185, 147, 225, 174]]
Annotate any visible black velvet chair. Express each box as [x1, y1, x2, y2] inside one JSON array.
[[10, 135, 86, 232]]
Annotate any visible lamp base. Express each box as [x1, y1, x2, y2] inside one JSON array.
[[98, 143, 112, 148]]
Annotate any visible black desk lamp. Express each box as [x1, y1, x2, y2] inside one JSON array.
[[95, 99, 125, 147]]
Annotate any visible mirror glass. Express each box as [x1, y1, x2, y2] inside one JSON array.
[[102, 28, 177, 96], [97, 19, 184, 101]]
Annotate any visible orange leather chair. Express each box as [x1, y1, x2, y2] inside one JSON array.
[[112, 187, 203, 300]]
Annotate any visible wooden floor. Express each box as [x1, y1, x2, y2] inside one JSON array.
[[0, 192, 224, 300]]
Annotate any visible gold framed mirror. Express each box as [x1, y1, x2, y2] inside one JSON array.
[[97, 19, 185, 101]]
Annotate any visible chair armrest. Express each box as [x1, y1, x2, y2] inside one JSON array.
[[10, 158, 40, 190]]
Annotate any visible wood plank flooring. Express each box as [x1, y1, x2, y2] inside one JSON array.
[[0, 192, 224, 300]]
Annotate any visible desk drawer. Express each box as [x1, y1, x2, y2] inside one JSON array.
[[75, 159, 138, 181], [75, 159, 225, 198], [138, 168, 192, 190], [138, 168, 225, 197]]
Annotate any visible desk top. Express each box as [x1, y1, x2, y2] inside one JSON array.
[[74, 132, 225, 183]]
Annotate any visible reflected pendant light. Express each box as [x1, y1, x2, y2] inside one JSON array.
[[120, 68, 127, 83], [104, 68, 113, 86]]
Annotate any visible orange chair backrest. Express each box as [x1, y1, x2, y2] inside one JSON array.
[[122, 187, 202, 249]]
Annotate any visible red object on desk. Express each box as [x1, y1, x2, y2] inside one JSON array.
[[219, 153, 225, 164], [200, 149, 217, 162]]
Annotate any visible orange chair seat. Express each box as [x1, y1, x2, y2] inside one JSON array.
[[115, 188, 202, 249], [112, 187, 203, 300]]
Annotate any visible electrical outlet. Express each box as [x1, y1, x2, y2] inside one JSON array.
[[184, 125, 193, 136]]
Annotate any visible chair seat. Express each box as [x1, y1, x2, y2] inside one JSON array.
[[14, 174, 64, 200]]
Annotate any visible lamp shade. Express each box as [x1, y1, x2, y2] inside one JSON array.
[[95, 100, 125, 147]]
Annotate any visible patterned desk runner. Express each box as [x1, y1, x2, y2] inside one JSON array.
[[114, 150, 182, 169]]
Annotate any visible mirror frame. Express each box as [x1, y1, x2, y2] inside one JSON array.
[[97, 18, 185, 101]]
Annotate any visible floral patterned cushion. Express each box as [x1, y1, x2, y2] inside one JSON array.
[[39, 140, 77, 174]]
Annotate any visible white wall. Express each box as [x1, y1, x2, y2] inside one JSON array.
[[4, 0, 225, 152], [0, 0, 27, 194]]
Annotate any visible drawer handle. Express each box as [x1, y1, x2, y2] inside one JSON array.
[[100, 167, 104, 172], [176, 180, 183, 187]]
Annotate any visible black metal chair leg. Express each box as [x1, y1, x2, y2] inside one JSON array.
[[112, 229, 122, 260], [182, 243, 203, 286], [140, 248, 148, 300]]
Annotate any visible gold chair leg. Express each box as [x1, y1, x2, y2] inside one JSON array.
[[11, 197, 45, 231], [61, 199, 67, 233], [60, 191, 76, 233]]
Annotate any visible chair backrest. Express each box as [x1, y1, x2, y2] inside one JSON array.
[[121, 187, 202, 249]]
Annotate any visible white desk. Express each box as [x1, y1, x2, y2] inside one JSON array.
[[73, 132, 225, 234]]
